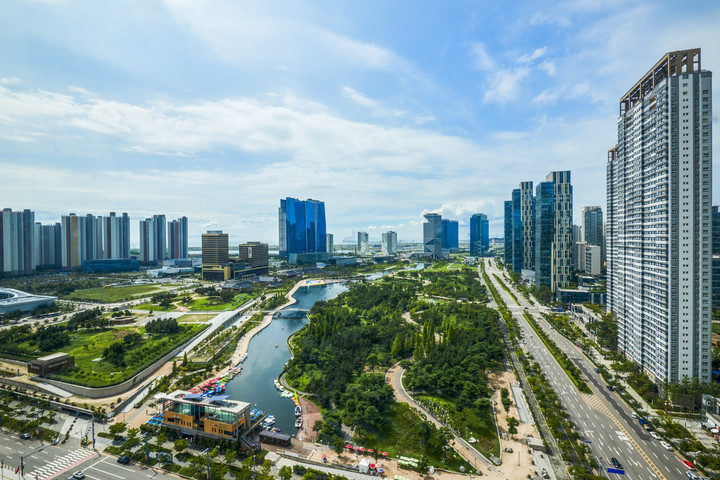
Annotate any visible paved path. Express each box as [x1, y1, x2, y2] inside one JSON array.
[[386, 364, 495, 473]]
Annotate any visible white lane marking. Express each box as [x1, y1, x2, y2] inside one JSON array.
[[87, 467, 124, 479]]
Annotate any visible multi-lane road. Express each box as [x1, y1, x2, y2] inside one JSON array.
[[481, 259, 695, 480], [0, 433, 179, 480]]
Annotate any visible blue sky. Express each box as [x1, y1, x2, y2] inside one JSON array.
[[1, 0, 719, 246]]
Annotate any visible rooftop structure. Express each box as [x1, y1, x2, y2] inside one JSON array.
[[0, 287, 57, 315]]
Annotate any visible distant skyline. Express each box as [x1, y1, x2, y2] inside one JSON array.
[[1, 1, 719, 246]]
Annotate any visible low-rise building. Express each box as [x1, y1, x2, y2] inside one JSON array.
[[0, 288, 57, 314], [27, 352, 75, 376], [159, 390, 252, 441]]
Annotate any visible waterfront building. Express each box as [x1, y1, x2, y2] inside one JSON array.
[[326, 233, 333, 253], [278, 198, 328, 264], [168, 216, 189, 259], [607, 49, 712, 383], [441, 220, 459, 252], [159, 390, 252, 441], [237, 242, 269, 277], [423, 213, 443, 259], [357, 231, 369, 254], [469, 213, 489, 257], [202, 231, 230, 281], [139, 215, 167, 263], [381, 231, 398, 255], [534, 171, 573, 291], [503, 201, 512, 267], [0, 208, 35, 276]]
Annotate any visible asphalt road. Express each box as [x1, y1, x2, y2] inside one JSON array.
[[480, 259, 692, 480], [0, 433, 179, 480]]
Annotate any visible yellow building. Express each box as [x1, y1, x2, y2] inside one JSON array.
[[201, 231, 229, 281], [159, 390, 251, 441]]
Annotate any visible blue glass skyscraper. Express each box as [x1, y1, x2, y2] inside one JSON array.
[[441, 219, 459, 252], [470, 213, 489, 257], [279, 198, 327, 262], [504, 201, 512, 267]]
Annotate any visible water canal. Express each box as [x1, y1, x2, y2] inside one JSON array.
[[224, 282, 347, 435]]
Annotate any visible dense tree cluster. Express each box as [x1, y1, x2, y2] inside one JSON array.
[[146, 318, 180, 334]]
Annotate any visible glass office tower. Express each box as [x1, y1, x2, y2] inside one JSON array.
[[470, 213, 489, 257], [279, 198, 327, 262]]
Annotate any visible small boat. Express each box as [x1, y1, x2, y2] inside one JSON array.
[[295, 405, 301, 416], [275, 344, 278, 348], [295, 418, 302, 428], [281, 326, 284, 330]]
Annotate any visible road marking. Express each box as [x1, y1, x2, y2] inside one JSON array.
[[88, 467, 124, 479]]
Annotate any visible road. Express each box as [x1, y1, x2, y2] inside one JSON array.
[[480, 259, 691, 480], [0, 434, 178, 480]]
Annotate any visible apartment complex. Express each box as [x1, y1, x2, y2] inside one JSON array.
[[168, 216, 189, 260], [139, 215, 166, 263], [0, 208, 35, 276], [607, 49, 712, 383]]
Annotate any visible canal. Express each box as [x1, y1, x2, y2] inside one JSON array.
[[224, 282, 348, 435]]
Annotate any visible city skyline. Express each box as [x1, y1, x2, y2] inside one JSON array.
[[1, 1, 719, 244]]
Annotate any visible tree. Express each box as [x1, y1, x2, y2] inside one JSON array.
[[224, 449, 237, 464], [507, 416, 519, 436], [173, 438, 189, 456], [391, 334, 401, 358], [209, 445, 219, 459], [108, 422, 127, 440]]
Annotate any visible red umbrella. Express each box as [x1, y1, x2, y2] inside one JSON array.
[[321, 454, 327, 459], [382, 451, 388, 456], [368, 449, 374, 454], [360, 447, 366, 452], [346, 444, 353, 449], [369, 464, 375, 469], [354, 446, 359, 451]]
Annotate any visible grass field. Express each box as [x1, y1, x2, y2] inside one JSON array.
[[62, 284, 164, 303], [134, 293, 252, 312], [176, 314, 214, 323], [35, 324, 207, 387]]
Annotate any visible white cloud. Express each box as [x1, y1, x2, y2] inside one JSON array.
[[483, 67, 530, 104], [471, 43, 494, 71], [538, 60, 557, 76], [518, 47, 548, 63], [342, 86, 378, 108], [533, 89, 560, 105], [0, 77, 21, 85]]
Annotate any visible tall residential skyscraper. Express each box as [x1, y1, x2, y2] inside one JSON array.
[[34, 222, 61, 269], [712, 206, 720, 316], [357, 231, 369, 254], [0, 208, 35, 276], [519, 182, 535, 269], [279, 198, 327, 263], [61, 213, 88, 269], [469, 213, 489, 257], [381, 231, 398, 255], [168, 217, 188, 259], [607, 49, 712, 383], [139, 215, 168, 263], [103, 212, 130, 259], [423, 213, 443, 259], [326, 233, 334, 254], [511, 189, 523, 273], [441, 220, 459, 252], [504, 201, 513, 267], [582, 206, 603, 247], [534, 171, 573, 291]]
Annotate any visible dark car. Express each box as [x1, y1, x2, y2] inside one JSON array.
[[611, 457, 622, 469], [117, 456, 130, 465], [607, 385, 615, 391], [19, 433, 31, 439]]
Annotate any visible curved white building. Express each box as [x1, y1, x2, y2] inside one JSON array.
[[0, 288, 57, 314]]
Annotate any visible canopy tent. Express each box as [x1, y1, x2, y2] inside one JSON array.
[[358, 457, 371, 474]]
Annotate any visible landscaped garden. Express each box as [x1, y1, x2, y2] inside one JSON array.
[[62, 284, 166, 302], [134, 288, 252, 312]]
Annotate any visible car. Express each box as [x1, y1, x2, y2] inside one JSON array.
[[685, 472, 699, 480], [645, 425, 653, 432], [607, 385, 615, 391], [660, 441, 672, 450], [631, 412, 638, 418], [611, 457, 622, 469], [117, 456, 130, 465], [682, 460, 696, 470], [651, 432, 661, 440], [19, 433, 31, 439], [72, 471, 85, 480], [594, 367, 599, 373]]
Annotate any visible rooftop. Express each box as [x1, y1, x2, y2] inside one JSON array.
[[159, 390, 250, 414]]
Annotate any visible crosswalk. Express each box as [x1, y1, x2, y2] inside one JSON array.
[[27, 449, 96, 480]]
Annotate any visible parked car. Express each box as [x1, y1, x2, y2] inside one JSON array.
[[611, 457, 622, 469], [117, 456, 130, 465], [19, 433, 31, 439], [607, 385, 615, 391], [650, 432, 661, 440], [72, 472, 86, 480], [685, 471, 699, 480], [660, 441, 672, 451], [682, 460, 696, 470], [631, 412, 638, 418]]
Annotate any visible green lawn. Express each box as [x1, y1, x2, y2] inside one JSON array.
[[134, 293, 252, 312], [36, 324, 207, 387], [62, 284, 164, 303], [176, 314, 214, 323], [134, 302, 176, 312]]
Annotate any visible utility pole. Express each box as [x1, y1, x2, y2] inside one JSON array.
[[204, 449, 210, 480], [145, 432, 149, 463], [91, 418, 95, 450]]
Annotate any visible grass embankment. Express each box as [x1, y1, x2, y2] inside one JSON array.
[[43, 324, 207, 387], [62, 284, 164, 303], [492, 274, 520, 306], [176, 314, 214, 323], [522, 312, 592, 394]]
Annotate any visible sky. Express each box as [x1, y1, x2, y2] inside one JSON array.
[[1, 0, 719, 247]]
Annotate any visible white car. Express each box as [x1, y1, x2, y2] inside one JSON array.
[[660, 441, 672, 451], [650, 432, 661, 440]]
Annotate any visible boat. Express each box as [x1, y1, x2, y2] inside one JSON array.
[[295, 405, 301, 416], [295, 418, 302, 428], [275, 344, 278, 348]]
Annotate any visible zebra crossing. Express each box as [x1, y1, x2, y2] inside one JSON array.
[[26, 449, 96, 480]]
